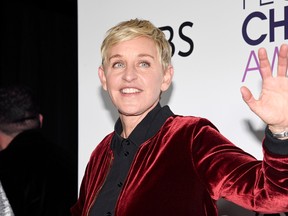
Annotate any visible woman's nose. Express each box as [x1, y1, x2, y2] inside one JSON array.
[[122, 65, 138, 81]]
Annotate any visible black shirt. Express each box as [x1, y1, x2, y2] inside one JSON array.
[[89, 103, 174, 216]]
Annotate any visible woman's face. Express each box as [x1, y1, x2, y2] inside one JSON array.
[[98, 36, 173, 119]]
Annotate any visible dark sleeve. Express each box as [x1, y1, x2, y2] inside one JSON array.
[[263, 126, 288, 155]]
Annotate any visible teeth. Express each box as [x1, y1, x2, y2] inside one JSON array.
[[121, 88, 141, 94]]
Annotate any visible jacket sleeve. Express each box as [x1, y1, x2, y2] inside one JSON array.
[[191, 118, 288, 214]]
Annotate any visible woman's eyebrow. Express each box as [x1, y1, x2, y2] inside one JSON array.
[[108, 54, 122, 62], [108, 53, 155, 62], [137, 54, 155, 59]]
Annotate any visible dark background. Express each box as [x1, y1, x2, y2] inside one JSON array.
[[1, 0, 78, 206]]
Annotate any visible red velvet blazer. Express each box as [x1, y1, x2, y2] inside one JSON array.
[[71, 116, 288, 216]]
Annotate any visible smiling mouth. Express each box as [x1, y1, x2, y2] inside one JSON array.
[[121, 88, 142, 94]]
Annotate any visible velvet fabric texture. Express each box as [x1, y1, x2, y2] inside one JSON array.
[[71, 116, 288, 216]]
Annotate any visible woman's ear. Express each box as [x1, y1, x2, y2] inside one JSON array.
[[98, 66, 108, 91], [161, 65, 174, 92]]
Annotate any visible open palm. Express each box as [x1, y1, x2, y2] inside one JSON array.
[[241, 44, 288, 133]]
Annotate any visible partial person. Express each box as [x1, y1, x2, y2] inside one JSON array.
[[71, 19, 288, 216], [0, 85, 74, 216]]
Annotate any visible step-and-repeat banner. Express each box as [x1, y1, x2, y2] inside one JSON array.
[[78, 1, 288, 215]]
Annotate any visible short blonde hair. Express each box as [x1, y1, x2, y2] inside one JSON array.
[[100, 18, 172, 70]]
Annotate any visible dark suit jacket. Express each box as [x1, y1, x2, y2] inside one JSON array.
[[0, 129, 74, 216]]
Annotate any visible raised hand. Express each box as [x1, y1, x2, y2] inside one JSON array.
[[240, 44, 288, 134]]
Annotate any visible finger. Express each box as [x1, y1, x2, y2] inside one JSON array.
[[258, 47, 272, 79], [277, 44, 288, 77], [240, 86, 256, 112]]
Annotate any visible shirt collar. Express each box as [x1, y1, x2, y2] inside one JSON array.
[[114, 103, 174, 147]]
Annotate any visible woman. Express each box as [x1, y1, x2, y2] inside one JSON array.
[[72, 19, 288, 216]]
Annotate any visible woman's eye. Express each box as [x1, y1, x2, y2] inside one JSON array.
[[113, 62, 125, 68], [139, 62, 150, 68]]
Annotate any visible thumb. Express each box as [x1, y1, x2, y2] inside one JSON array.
[[240, 86, 256, 109]]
